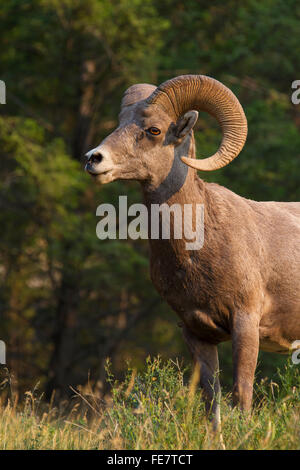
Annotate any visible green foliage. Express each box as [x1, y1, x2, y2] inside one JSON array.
[[0, 115, 159, 393], [0, 0, 168, 145]]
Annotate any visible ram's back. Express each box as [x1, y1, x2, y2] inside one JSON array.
[[206, 182, 300, 348]]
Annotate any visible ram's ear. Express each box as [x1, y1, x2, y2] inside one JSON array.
[[174, 110, 198, 139]]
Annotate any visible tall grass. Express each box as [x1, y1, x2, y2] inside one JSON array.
[[0, 357, 299, 450]]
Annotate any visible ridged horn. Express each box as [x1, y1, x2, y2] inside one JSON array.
[[146, 75, 247, 171], [122, 84, 157, 108]]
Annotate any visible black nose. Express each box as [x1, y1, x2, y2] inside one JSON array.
[[84, 150, 103, 163], [89, 152, 103, 164]]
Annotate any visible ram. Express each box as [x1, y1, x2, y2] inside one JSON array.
[[85, 74, 300, 432]]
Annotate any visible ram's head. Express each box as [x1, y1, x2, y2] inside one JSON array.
[[85, 75, 247, 189]]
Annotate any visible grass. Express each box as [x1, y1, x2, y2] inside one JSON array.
[[0, 356, 299, 450]]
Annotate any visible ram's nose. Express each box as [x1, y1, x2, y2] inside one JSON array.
[[84, 148, 104, 174], [85, 148, 103, 163]]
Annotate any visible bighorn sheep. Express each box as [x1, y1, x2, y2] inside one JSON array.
[[85, 75, 300, 431]]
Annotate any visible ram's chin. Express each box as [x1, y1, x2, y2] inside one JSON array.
[[90, 172, 115, 184]]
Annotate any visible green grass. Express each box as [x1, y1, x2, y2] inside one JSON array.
[[0, 357, 299, 450]]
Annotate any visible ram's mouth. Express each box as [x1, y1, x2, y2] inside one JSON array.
[[89, 169, 111, 177], [84, 162, 112, 176], [85, 166, 115, 184]]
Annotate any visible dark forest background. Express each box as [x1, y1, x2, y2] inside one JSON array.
[[0, 0, 299, 399]]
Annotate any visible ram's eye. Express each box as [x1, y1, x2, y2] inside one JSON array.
[[147, 127, 161, 136]]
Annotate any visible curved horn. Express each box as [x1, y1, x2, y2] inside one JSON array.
[[146, 75, 247, 171], [122, 83, 157, 108]]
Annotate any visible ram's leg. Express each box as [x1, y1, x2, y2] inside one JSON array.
[[182, 325, 223, 438], [232, 312, 259, 412]]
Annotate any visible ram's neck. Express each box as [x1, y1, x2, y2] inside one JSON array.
[[142, 134, 205, 207], [141, 134, 206, 259]]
